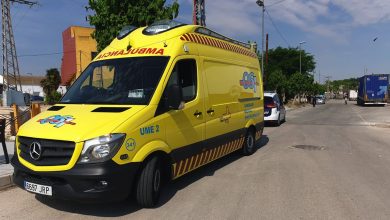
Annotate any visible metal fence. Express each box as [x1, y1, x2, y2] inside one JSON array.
[[0, 106, 32, 164]]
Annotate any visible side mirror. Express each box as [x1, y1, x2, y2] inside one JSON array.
[[167, 84, 184, 110]]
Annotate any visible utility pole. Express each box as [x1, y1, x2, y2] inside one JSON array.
[[299, 41, 306, 74], [318, 70, 320, 84], [193, 0, 206, 26], [2, 0, 37, 93], [325, 76, 331, 93], [256, 0, 265, 83], [265, 33, 269, 66], [26, 72, 33, 94]]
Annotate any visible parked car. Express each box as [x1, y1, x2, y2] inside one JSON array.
[[316, 95, 325, 104], [30, 95, 44, 102], [264, 92, 286, 126]]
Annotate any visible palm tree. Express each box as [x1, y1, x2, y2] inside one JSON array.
[[40, 68, 61, 104]]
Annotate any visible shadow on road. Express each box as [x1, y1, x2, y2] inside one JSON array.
[[36, 135, 270, 217], [158, 135, 269, 207], [265, 120, 286, 127], [353, 104, 387, 107]]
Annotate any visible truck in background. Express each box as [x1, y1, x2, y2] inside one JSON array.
[[357, 74, 389, 106], [348, 90, 358, 101]]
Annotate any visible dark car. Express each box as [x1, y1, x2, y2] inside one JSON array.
[[30, 95, 44, 102]]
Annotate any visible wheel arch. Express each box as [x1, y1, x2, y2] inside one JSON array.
[[132, 140, 174, 182], [244, 119, 257, 134]]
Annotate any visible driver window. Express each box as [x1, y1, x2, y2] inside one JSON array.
[[156, 59, 197, 116], [167, 59, 197, 102]]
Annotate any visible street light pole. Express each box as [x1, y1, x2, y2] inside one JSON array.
[[26, 72, 34, 94], [256, 0, 265, 81], [299, 41, 306, 74]]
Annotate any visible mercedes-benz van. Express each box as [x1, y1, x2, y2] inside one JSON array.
[[12, 20, 264, 207]]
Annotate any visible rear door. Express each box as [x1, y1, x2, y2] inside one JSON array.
[[366, 75, 388, 100]]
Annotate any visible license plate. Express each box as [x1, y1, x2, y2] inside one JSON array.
[[24, 181, 52, 196]]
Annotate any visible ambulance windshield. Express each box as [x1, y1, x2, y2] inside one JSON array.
[[60, 57, 169, 105]]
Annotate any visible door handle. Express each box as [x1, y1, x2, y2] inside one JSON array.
[[194, 110, 202, 117], [207, 108, 215, 115]]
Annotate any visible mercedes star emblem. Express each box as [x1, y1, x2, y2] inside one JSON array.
[[29, 142, 42, 160]]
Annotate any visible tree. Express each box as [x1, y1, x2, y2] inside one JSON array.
[[40, 68, 61, 105], [287, 72, 314, 103], [266, 70, 287, 100], [87, 0, 180, 51], [328, 78, 359, 93], [312, 83, 326, 95], [262, 46, 317, 103], [265, 47, 316, 78]]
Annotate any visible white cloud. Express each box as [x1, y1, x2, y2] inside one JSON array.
[[335, 0, 390, 25], [178, 0, 262, 41], [206, 0, 260, 37], [178, 0, 390, 43], [267, 0, 390, 41]]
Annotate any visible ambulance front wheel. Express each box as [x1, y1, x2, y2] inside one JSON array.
[[135, 156, 162, 208], [242, 129, 255, 156]]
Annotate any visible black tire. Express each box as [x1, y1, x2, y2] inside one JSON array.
[[283, 114, 286, 123], [276, 114, 281, 126], [136, 156, 162, 208], [242, 129, 256, 156]]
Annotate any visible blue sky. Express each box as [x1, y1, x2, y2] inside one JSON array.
[[6, 0, 390, 82]]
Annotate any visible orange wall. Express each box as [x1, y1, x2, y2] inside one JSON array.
[[61, 26, 97, 86]]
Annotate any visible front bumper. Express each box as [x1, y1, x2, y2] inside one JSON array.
[[11, 156, 140, 202]]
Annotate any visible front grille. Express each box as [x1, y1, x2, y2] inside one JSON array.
[[18, 136, 75, 166]]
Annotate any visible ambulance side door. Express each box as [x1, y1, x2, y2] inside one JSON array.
[[156, 56, 205, 178]]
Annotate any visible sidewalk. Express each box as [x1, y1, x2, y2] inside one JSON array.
[[0, 141, 14, 190]]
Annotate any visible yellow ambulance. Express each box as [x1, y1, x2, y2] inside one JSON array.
[[12, 20, 264, 207]]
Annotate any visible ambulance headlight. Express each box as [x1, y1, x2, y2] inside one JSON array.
[[143, 20, 185, 35], [78, 134, 126, 164]]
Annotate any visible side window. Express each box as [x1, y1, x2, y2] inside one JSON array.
[[167, 59, 197, 102], [274, 95, 280, 108], [275, 95, 281, 105], [156, 59, 197, 116]]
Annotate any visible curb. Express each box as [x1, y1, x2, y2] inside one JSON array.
[[0, 173, 14, 190], [372, 123, 390, 128]]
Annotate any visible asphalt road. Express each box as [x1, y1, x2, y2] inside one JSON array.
[[1, 100, 390, 220]]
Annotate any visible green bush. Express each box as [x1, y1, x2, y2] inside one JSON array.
[[45, 91, 62, 105]]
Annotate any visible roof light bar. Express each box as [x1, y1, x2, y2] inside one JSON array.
[[143, 20, 186, 35], [195, 27, 251, 49], [117, 25, 137, 40]]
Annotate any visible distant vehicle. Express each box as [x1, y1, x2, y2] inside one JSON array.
[[30, 95, 44, 102], [316, 95, 325, 104], [348, 90, 358, 101], [357, 74, 389, 106], [264, 92, 286, 126]]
